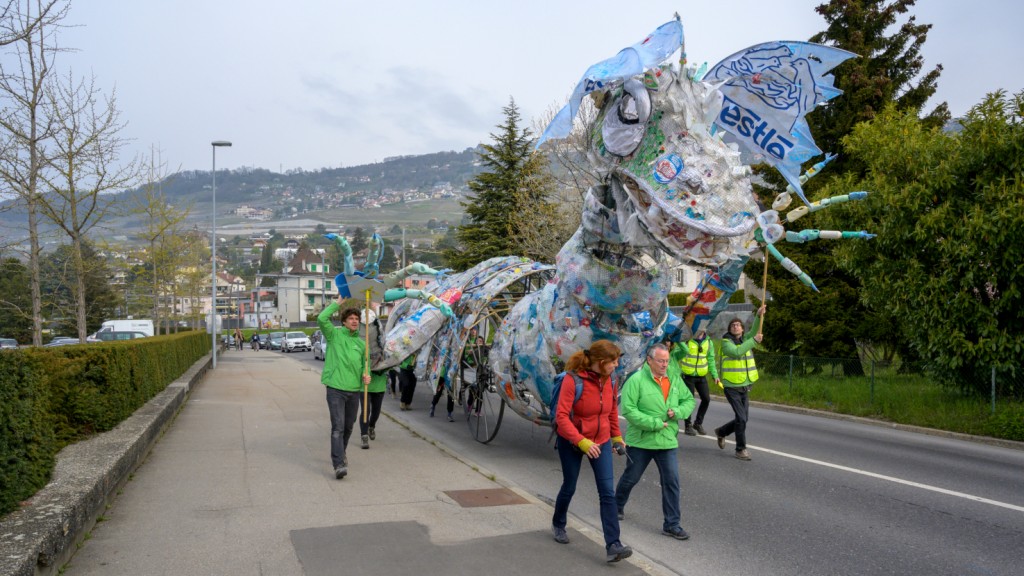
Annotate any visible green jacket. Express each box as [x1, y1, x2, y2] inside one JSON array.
[[619, 362, 695, 450], [368, 370, 386, 393], [317, 302, 366, 392], [719, 313, 762, 387]]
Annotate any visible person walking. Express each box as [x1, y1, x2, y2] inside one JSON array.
[[359, 369, 386, 448], [614, 343, 695, 540], [715, 306, 765, 461], [317, 298, 371, 479], [250, 332, 261, 351], [234, 327, 244, 351], [398, 354, 417, 410], [429, 370, 456, 421], [671, 328, 717, 436], [551, 339, 633, 563]]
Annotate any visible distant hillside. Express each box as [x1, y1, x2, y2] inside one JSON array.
[[0, 147, 485, 244]]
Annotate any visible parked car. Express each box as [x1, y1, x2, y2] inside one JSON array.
[[267, 331, 285, 351], [312, 333, 327, 361], [95, 331, 148, 342], [283, 331, 312, 353], [44, 337, 81, 347], [0, 337, 19, 350]]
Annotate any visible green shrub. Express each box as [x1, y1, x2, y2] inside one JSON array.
[[0, 332, 210, 516]]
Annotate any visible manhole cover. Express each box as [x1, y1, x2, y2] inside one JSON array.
[[444, 487, 529, 508]]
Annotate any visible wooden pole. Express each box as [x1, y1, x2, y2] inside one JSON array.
[[758, 247, 769, 337], [363, 288, 371, 422]]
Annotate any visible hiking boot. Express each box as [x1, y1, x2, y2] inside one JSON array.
[[606, 541, 633, 563], [361, 435, 369, 449], [684, 421, 696, 436], [693, 423, 706, 435], [368, 426, 375, 441], [334, 466, 347, 479], [551, 525, 569, 544], [663, 527, 690, 540], [716, 431, 726, 450], [429, 406, 436, 417], [447, 412, 455, 422], [617, 509, 625, 521], [735, 449, 752, 461]]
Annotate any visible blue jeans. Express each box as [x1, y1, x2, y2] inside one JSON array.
[[552, 436, 621, 549], [326, 387, 359, 468], [614, 446, 681, 531], [718, 385, 750, 451]]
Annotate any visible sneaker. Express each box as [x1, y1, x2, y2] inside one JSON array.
[[334, 466, 347, 479], [735, 449, 752, 461], [429, 406, 436, 417], [400, 403, 409, 411], [716, 431, 726, 450], [368, 427, 375, 440], [606, 541, 633, 563], [551, 525, 569, 544], [663, 527, 690, 540], [684, 422, 696, 436], [343, 455, 348, 466], [447, 412, 455, 422], [693, 423, 706, 435], [617, 509, 625, 521], [361, 435, 369, 449]]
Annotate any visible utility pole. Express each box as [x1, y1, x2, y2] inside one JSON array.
[[401, 226, 406, 269]]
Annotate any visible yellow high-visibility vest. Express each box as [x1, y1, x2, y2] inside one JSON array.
[[721, 345, 758, 384], [680, 339, 710, 376]]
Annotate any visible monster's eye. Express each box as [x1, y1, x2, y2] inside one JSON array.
[[601, 78, 652, 157]]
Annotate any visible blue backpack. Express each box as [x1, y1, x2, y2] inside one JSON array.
[[548, 372, 584, 438]]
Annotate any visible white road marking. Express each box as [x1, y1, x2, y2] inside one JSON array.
[[702, 434, 1024, 513]]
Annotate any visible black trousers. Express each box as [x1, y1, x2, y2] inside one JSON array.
[[399, 368, 417, 405], [359, 391, 384, 435], [682, 373, 711, 425], [717, 385, 750, 451], [431, 381, 455, 413]]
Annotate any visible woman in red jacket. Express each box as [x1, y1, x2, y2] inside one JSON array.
[[551, 339, 633, 563]]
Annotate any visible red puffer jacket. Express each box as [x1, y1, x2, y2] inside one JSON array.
[[554, 369, 621, 447]]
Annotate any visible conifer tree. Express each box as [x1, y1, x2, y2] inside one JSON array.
[[753, 0, 947, 366], [447, 98, 558, 270]]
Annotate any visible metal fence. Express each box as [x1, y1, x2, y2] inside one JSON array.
[[749, 353, 1022, 414]]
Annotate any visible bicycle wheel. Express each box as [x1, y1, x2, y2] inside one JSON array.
[[463, 365, 504, 444]]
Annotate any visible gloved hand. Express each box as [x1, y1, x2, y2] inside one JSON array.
[[716, 378, 724, 390]]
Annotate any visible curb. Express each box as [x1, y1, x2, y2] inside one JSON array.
[[0, 354, 212, 576]]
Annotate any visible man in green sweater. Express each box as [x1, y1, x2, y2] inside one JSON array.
[[614, 343, 695, 540], [318, 298, 371, 479]]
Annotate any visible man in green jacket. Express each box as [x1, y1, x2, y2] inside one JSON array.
[[714, 306, 765, 462], [614, 343, 695, 540], [318, 298, 371, 479]]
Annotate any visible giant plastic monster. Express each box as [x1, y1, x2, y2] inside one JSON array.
[[371, 16, 874, 441]]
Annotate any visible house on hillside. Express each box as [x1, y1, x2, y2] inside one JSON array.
[[260, 246, 333, 325]]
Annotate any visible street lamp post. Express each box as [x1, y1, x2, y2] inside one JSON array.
[[211, 140, 232, 368], [320, 250, 326, 308]]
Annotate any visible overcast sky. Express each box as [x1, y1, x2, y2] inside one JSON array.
[[40, 0, 1024, 174]]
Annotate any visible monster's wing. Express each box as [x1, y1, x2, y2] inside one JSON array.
[[536, 18, 683, 149], [706, 41, 855, 206]]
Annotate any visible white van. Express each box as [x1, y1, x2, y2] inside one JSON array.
[[96, 319, 154, 338]]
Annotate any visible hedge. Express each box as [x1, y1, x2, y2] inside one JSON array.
[[0, 331, 210, 516]]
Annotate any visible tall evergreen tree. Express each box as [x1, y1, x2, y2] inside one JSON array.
[[753, 0, 947, 366], [0, 256, 33, 343], [447, 98, 557, 270]]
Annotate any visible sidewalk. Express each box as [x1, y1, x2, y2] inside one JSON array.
[[41, 350, 660, 575]]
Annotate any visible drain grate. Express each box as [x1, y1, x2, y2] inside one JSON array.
[[444, 487, 529, 508]]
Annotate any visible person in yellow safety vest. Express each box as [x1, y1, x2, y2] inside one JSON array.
[[713, 305, 765, 462], [670, 328, 718, 436]]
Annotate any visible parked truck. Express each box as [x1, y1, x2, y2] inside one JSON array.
[[89, 319, 154, 341]]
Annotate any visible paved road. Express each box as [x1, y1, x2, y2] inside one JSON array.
[[296, 351, 1024, 576]]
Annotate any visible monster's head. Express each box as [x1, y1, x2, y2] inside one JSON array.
[[538, 17, 855, 271]]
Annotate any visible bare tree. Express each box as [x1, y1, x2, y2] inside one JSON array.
[[132, 146, 187, 334], [0, 0, 70, 345], [37, 70, 140, 339]]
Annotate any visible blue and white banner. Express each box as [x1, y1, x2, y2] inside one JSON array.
[[706, 41, 855, 206]]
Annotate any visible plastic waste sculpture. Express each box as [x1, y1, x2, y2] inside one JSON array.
[[358, 16, 875, 442]]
